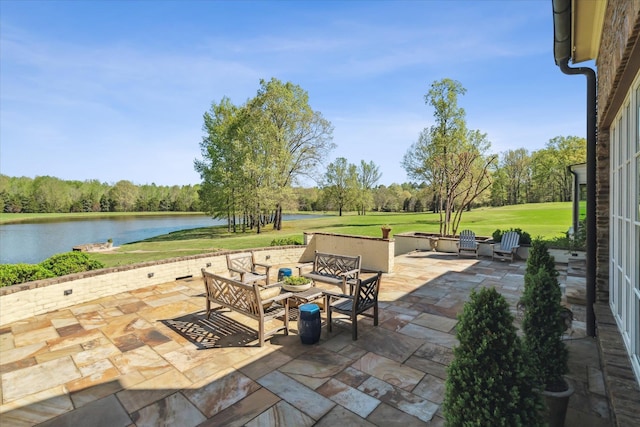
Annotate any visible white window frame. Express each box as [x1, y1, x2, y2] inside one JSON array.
[[609, 71, 640, 384]]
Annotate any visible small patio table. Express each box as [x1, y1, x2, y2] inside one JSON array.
[[286, 286, 324, 306]]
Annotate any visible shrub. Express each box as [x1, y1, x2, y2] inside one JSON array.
[[283, 276, 312, 286], [444, 287, 543, 426], [270, 237, 303, 246], [39, 252, 105, 276], [521, 267, 569, 392], [0, 264, 55, 287], [492, 228, 532, 245], [526, 238, 558, 277]]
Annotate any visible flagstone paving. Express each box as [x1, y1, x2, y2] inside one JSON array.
[[0, 252, 613, 426]]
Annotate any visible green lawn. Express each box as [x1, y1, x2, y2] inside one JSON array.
[[80, 202, 573, 267]]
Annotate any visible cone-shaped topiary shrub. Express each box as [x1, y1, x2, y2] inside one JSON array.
[[521, 267, 569, 392], [443, 287, 543, 426], [526, 238, 557, 277]]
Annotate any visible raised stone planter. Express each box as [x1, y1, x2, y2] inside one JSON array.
[[395, 232, 494, 257]]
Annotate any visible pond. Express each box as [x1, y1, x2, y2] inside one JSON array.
[[0, 214, 315, 264]]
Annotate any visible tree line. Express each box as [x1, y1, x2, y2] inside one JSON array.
[[2, 77, 585, 237], [0, 176, 201, 213]]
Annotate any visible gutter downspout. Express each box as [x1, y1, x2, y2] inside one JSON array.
[[568, 166, 579, 238], [552, 0, 596, 337]]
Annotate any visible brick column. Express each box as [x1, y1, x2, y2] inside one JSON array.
[[595, 128, 610, 303]]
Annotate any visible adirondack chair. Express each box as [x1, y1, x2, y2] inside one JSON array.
[[456, 230, 479, 258], [492, 231, 520, 262]]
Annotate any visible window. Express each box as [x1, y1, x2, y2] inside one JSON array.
[[610, 72, 640, 384]]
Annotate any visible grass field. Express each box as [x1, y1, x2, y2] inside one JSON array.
[[68, 202, 574, 267]]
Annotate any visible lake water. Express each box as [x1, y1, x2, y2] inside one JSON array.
[[0, 215, 314, 264]]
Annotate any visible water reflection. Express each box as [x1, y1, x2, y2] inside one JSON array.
[[2, 215, 222, 264]]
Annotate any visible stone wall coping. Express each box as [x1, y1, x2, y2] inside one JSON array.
[[0, 246, 294, 297]]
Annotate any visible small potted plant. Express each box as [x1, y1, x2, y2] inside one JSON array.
[[521, 241, 573, 426], [444, 287, 543, 425], [282, 275, 313, 292], [381, 225, 392, 239]]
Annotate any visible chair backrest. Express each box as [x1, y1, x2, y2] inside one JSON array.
[[458, 230, 477, 248], [499, 231, 520, 251], [313, 251, 361, 278], [202, 269, 262, 316], [227, 252, 255, 273], [353, 272, 382, 312]]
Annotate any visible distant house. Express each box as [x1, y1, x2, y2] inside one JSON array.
[[552, 0, 640, 396]]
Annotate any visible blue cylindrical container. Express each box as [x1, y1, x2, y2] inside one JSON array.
[[278, 268, 292, 282], [298, 303, 321, 344]]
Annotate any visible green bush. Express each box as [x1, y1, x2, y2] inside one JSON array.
[[283, 276, 312, 286], [0, 264, 56, 287], [444, 287, 543, 426], [270, 237, 303, 246], [526, 238, 557, 277], [521, 267, 569, 392], [492, 228, 532, 245], [39, 252, 104, 276]]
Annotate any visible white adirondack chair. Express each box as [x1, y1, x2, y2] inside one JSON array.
[[456, 230, 479, 258], [492, 231, 520, 262]]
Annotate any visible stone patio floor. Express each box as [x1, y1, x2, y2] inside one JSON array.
[[0, 251, 614, 426]]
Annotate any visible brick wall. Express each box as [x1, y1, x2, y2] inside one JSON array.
[[595, 128, 610, 302], [597, 0, 640, 123], [594, 0, 640, 302]]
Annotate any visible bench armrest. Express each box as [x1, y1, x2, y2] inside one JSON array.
[[322, 289, 352, 300], [296, 262, 313, 275], [228, 267, 246, 275], [338, 268, 360, 277], [263, 291, 293, 305], [254, 262, 271, 269]]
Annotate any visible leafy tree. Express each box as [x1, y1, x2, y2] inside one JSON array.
[[402, 79, 496, 235], [501, 148, 530, 205], [32, 176, 71, 212], [356, 160, 381, 215], [371, 183, 408, 212], [196, 79, 334, 232], [196, 97, 245, 231], [529, 136, 585, 203], [246, 78, 334, 230], [108, 180, 139, 212], [322, 157, 358, 216]]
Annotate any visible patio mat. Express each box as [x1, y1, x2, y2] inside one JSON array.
[[162, 311, 257, 349]]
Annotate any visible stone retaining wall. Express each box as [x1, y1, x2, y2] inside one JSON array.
[[0, 246, 305, 326]]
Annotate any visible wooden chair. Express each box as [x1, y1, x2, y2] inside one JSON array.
[[226, 252, 271, 285], [456, 229, 478, 258], [323, 271, 382, 340], [492, 231, 520, 262]]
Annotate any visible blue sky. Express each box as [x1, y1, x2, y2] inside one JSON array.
[[0, 0, 590, 187]]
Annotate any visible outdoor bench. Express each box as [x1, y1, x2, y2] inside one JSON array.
[[201, 269, 291, 346], [297, 251, 361, 294]]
